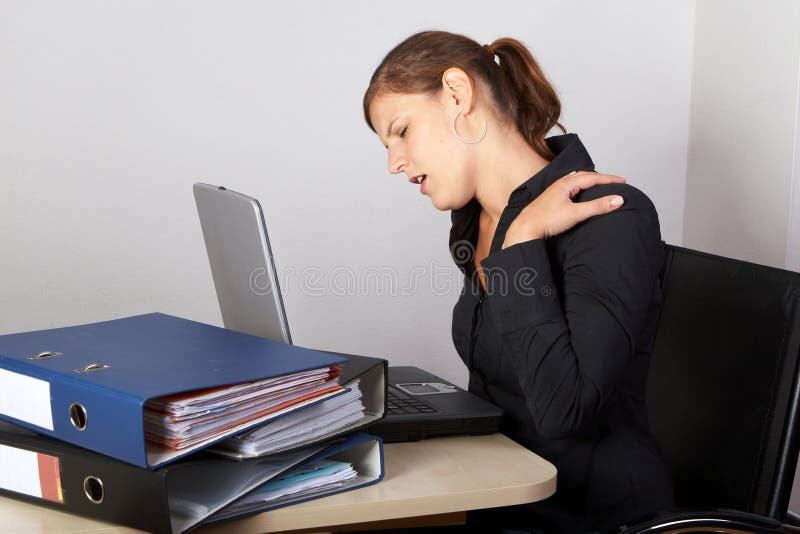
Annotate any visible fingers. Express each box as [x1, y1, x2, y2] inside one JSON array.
[[566, 170, 625, 181], [573, 194, 625, 222], [530, 171, 627, 237], [562, 171, 625, 199], [569, 171, 625, 188]]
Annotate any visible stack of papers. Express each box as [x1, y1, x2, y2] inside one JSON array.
[[212, 379, 366, 458], [144, 366, 342, 450], [211, 459, 357, 521]]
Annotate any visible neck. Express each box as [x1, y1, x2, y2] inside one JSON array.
[[473, 126, 550, 223]]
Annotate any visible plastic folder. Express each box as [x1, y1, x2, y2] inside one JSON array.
[[202, 432, 384, 527], [0, 313, 346, 468], [0, 421, 383, 533]]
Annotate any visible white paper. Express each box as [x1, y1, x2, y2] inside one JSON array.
[[0, 368, 53, 431], [211, 380, 366, 458], [0, 444, 42, 498]]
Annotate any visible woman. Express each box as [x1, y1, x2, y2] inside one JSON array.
[[363, 31, 674, 532]]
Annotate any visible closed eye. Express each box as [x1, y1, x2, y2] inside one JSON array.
[[382, 125, 408, 149]]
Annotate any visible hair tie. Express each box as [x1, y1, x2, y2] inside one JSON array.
[[483, 43, 500, 66]]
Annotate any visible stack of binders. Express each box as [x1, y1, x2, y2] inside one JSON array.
[[0, 312, 387, 533]]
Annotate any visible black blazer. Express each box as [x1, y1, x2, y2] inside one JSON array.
[[450, 134, 674, 532]]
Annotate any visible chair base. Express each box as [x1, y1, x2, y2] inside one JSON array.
[[613, 509, 786, 533]]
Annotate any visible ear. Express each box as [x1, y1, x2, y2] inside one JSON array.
[[441, 68, 476, 114]]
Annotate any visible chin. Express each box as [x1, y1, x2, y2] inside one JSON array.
[[430, 194, 472, 212], [429, 195, 453, 211]]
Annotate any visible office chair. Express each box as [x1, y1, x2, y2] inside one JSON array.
[[617, 245, 800, 533]]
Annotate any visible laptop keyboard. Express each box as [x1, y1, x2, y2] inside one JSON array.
[[387, 390, 437, 415]]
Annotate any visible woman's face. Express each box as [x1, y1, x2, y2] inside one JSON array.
[[369, 91, 476, 211]]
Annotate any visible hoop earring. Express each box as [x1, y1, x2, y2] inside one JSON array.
[[451, 110, 487, 144]]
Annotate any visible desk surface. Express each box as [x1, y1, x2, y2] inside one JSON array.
[[0, 433, 557, 533]]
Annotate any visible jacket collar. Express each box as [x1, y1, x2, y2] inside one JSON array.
[[449, 133, 595, 272], [502, 133, 595, 207]]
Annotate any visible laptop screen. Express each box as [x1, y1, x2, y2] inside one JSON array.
[[194, 183, 292, 344]]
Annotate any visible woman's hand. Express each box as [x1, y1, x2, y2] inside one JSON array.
[[503, 171, 626, 249]]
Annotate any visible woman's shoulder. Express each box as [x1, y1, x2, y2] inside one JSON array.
[[573, 180, 653, 206], [563, 181, 662, 248], [573, 181, 659, 221]]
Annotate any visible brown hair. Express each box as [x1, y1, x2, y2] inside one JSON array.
[[363, 31, 565, 160]]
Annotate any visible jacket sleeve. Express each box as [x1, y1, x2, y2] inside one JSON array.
[[478, 185, 662, 439]]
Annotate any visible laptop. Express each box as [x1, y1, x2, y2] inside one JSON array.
[[193, 183, 502, 442]]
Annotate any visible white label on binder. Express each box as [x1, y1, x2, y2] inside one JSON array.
[[0, 444, 42, 498], [0, 368, 53, 430]]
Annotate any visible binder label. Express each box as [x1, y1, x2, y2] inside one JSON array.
[[0, 444, 63, 503], [0, 368, 53, 430]]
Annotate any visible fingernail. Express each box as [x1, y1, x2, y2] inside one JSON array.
[[610, 196, 624, 206]]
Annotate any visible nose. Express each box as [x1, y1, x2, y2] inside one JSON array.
[[388, 146, 407, 175]]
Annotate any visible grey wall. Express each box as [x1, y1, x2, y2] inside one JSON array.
[[683, 0, 800, 268], [787, 55, 800, 272], [0, 0, 694, 387]]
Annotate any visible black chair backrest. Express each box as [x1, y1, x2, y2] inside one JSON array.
[[647, 245, 800, 519]]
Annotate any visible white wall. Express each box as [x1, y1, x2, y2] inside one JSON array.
[[787, 49, 800, 271], [683, 0, 800, 267], [0, 1, 695, 387]]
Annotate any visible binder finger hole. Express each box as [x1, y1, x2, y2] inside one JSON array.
[[83, 476, 104, 504], [69, 403, 87, 431]]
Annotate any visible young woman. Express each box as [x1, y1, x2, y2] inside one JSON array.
[[363, 31, 674, 532]]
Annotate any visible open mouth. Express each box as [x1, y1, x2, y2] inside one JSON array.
[[409, 174, 427, 185]]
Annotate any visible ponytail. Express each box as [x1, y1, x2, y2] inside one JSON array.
[[363, 31, 565, 160], [491, 38, 565, 160]]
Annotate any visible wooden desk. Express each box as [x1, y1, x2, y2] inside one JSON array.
[[0, 433, 556, 533]]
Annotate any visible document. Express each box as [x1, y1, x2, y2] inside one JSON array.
[[144, 367, 342, 451], [212, 379, 366, 457], [210, 459, 357, 520], [199, 432, 384, 530], [165, 444, 331, 533]]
